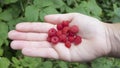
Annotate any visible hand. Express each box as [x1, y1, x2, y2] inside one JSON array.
[[8, 13, 111, 62]]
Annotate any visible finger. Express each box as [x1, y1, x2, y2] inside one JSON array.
[[16, 22, 55, 32], [53, 43, 71, 61], [22, 48, 59, 59], [44, 13, 79, 24], [8, 30, 48, 41], [11, 41, 52, 50]]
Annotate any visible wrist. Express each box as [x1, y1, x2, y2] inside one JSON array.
[[105, 23, 120, 57]]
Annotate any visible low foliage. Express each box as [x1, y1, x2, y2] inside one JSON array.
[[0, 0, 120, 68]]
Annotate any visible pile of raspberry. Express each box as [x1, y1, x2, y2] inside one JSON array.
[[47, 21, 82, 48]]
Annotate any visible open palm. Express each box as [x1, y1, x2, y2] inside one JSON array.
[[8, 13, 111, 62]]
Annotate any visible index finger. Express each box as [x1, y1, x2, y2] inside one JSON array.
[[16, 22, 55, 33]]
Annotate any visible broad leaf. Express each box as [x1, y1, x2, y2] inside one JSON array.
[[0, 48, 3, 56], [0, 57, 10, 68], [0, 9, 13, 21], [0, 22, 8, 47], [42, 61, 53, 68], [39, 7, 58, 21], [25, 5, 39, 22], [2, 0, 18, 4], [59, 61, 68, 68], [34, 0, 53, 8]]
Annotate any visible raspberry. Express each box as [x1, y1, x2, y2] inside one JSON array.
[[56, 30, 62, 36], [65, 41, 71, 48], [74, 35, 82, 45], [70, 25, 79, 34], [62, 21, 69, 27], [68, 36, 74, 42], [59, 34, 67, 42], [47, 21, 82, 48], [48, 28, 57, 37], [57, 23, 63, 30], [51, 36, 59, 44], [68, 32, 74, 36], [62, 27, 69, 34]]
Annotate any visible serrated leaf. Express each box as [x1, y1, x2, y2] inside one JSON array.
[[0, 57, 10, 68], [91, 57, 113, 68], [34, 0, 53, 8], [25, 5, 39, 22], [12, 57, 20, 65], [59, 61, 68, 68], [52, 0, 65, 8], [78, 63, 88, 68], [39, 7, 58, 21], [0, 22, 8, 47], [3, 0, 18, 4], [71, 0, 102, 19], [66, 0, 73, 6], [42, 61, 53, 68], [114, 8, 120, 17], [0, 9, 13, 21], [71, 1, 90, 15], [7, 17, 25, 30], [87, 0, 102, 16], [21, 57, 42, 68]]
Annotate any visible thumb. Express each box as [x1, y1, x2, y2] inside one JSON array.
[[44, 13, 78, 24]]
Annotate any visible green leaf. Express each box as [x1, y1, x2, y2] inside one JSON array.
[[78, 63, 88, 68], [34, 0, 53, 8], [52, 0, 65, 8], [0, 39, 3, 47], [87, 0, 102, 16], [3, 0, 18, 4], [0, 8, 2, 13], [21, 57, 42, 68], [66, 0, 74, 6], [0, 48, 3, 56], [71, 0, 102, 19], [111, 16, 120, 22], [7, 17, 25, 30], [25, 5, 39, 22], [0, 57, 10, 68], [0, 22, 8, 47], [12, 57, 20, 65], [39, 7, 58, 21], [42, 61, 53, 68], [70, 1, 90, 15], [0, 9, 13, 21], [91, 57, 113, 68], [59, 61, 68, 68], [111, 4, 120, 22], [114, 8, 120, 17]]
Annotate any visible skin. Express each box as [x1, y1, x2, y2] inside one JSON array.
[[8, 13, 117, 62]]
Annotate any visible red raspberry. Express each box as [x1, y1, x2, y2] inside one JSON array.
[[56, 30, 62, 36], [57, 23, 63, 30], [65, 41, 71, 48], [51, 36, 59, 44], [62, 27, 69, 34], [59, 34, 67, 42], [74, 35, 82, 45], [62, 21, 69, 27], [68, 32, 74, 36], [68, 36, 74, 42], [48, 28, 57, 37], [70, 25, 79, 34]]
